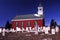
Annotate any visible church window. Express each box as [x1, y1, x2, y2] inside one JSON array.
[[21, 22, 24, 27], [27, 21, 30, 27], [16, 22, 18, 27], [34, 21, 38, 26]]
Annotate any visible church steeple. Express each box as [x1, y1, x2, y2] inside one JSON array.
[[38, 3, 43, 15], [34, 2, 43, 17]]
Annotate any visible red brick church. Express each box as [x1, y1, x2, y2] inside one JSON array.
[[11, 3, 44, 30]]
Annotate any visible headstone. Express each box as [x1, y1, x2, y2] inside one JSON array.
[[42, 27, 46, 32], [40, 27, 43, 32], [5, 29, 10, 33], [16, 27, 18, 32], [45, 27, 49, 34], [0, 28, 2, 33], [35, 31, 38, 35], [16, 27, 21, 32], [32, 28, 34, 31], [22, 27, 25, 33], [10, 28, 13, 32], [38, 27, 41, 32], [2, 28, 5, 36], [34, 24, 38, 35], [18, 28, 21, 31], [55, 26, 59, 33], [47, 26, 50, 31], [12, 29, 16, 32], [34, 21, 39, 35], [26, 27, 28, 31], [29, 27, 31, 31], [51, 29, 55, 34], [26, 27, 29, 32], [35, 26, 38, 35]]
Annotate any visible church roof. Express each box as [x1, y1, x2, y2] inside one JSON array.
[[12, 14, 43, 20]]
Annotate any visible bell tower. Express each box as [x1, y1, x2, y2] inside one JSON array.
[[34, 3, 43, 17], [38, 3, 43, 15]]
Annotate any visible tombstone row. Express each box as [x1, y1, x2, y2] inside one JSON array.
[[0, 26, 59, 36], [0, 26, 59, 33]]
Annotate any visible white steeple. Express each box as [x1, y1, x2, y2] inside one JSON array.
[[34, 3, 43, 17], [38, 3, 43, 15]]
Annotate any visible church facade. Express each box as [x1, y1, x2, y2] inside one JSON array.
[[11, 4, 44, 30]]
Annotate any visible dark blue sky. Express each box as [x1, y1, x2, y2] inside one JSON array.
[[0, 0, 60, 27]]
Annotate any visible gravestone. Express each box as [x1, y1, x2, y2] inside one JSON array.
[[2, 28, 5, 36], [45, 27, 49, 34], [55, 26, 59, 33], [51, 29, 55, 34], [26, 27, 29, 32], [34, 21, 38, 35], [0, 28, 2, 33]]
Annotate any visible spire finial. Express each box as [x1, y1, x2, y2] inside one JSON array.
[[39, 2, 42, 7]]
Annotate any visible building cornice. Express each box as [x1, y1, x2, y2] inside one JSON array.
[[12, 18, 43, 21]]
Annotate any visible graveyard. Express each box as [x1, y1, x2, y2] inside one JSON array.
[[0, 31, 60, 40], [0, 26, 60, 40]]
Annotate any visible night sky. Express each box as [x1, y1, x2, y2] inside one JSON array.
[[0, 0, 60, 27]]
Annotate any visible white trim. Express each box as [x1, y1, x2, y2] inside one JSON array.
[[34, 14, 41, 17], [11, 18, 43, 21]]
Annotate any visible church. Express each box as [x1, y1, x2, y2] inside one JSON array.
[[11, 3, 44, 30]]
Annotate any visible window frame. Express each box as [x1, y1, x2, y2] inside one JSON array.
[[27, 21, 30, 27], [16, 22, 18, 27]]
